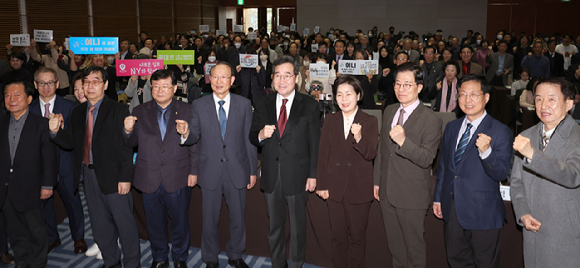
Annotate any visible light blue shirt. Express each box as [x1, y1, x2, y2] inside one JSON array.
[[456, 111, 491, 159], [496, 53, 506, 75]]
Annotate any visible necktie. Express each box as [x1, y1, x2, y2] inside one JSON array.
[[396, 109, 405, 126], [158, 109, 168, 141], [454, 123, 472, 166], [44, 103, 50, 118], [278, 99, 288, 136], [83, 106, 96, 166], [218, 100, 227, 140], [462, 62, 468, 75], [542, 133, 550, 152]]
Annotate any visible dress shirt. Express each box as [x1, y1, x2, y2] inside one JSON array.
[[85, 98, 104, 165], [496, 53, 506, 75], [213, 93, 231, 119], [391, 99, 420, 128], [276, 90, 295, 120], [9, 110, 29, 164], [541, 123, 556, 148], [342, 108, 358, 139], [456, 111, 491, 159], [39, 95, 56, 117], [121, 50, 129, 60]]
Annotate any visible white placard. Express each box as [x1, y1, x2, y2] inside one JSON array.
[[216, 30, 227, 36], [277, 25, 284, 33], [34, 30, 53, 43], [500, 185, 511, 201], [199, 25, 210, 33], [290, 23, 296, 31], [10, 34, 30, 46], [309, 63, 329, 78], [303, 28, 310, 36], [64, 38, 70, 50], [337, 60, 379, 75], [314, 26, 320, 34], [248, 32, 257, 40], [205, 63, 217, 75], [234, 25, 244, 33], [372, 52, 379, 60], [239, 54, 258, 68], [310, 43, 318, 53]]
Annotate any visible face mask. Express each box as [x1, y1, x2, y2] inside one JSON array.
[[107, 57, 115, 63], [544, 37, 549, 42], [202, 35, 208, 39], [303, 61, 310, 67], [208, 56, 216, 62], [234, 43, 241, 48], [476, 40, 481, 45], [260, 55, 268, 61], [316, 61, 325, 64], [284, 42, 289, 46], [368, 34, 373, 37], [497, 35, 503, 40]]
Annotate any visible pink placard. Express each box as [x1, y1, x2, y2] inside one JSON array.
[[116, 59, 164, 76]]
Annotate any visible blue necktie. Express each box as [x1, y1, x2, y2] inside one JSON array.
[[218, 100, 227, 140], [454, 123, 472, 166], [158, 109, 168, 140]]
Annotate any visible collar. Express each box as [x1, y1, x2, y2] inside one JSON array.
[[88, 97, 104, 111], [156, 100, 172, 112], [277, 90, 296, 103], [342, 107, 358, 122], [10, 109, 29, 122], [399, 99, 421, 114], [213, 92, 231, 104], [463, 110, 487, 130], [40, 95, 56, 109]]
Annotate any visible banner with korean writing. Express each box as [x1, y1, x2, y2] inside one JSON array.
[[34, 30, 53, 42], [239, 54, 258, 68], [309, 63, 329, 78], [157, 50, 196, 65], [337, 60, 379, 75], [234, 25, 244, 33], [70, 37, 118, 54], [199, 25, 210, 32], [205, 63, 217, 75], [247, 32, 257, 40], [310, 44, 318, 53], [10, 34, 30, 46], [116, 59, 164, 76]]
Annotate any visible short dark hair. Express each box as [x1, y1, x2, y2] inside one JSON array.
[[527, 77, 542, 93], [10, 52, 26, 62], [140, 31, 148, 36], [458, 74, 492, 94], [332, 74, 363, 100], [334, 40, 346, 47], [536, 77, 575, 101], [72, 72, 84, 85], [318, 41, 327, 48], [83, 66, 108, 83], [210, 61, 234, 76], [273, 55, 299, 76], [4, 80, 35, 97], [145, 38, 153, 43], [423, 45, 436, 54], [547, 40, 557, 47], [151, 69, 177, 86], [354, 49, 369, 60], [520, 68, 531, 76], [395, 51, 409, 60], [120, 38, 129, 43], [460, 44, 473, 53], [442, 60, 460, 74], [497, 40, 508, 46], [394, 62, 424, 85]]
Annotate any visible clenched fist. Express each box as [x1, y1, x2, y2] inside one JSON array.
[[521, 214, 541, 232], [259, 125, 276, 140], [513, 134, 534, 159], [316, 190, 329, 200], [124, 116, 137, 134], [476, 133, 491, 153], [389, 125, 406, 146], [351, 123, 362, 143], [175, 119, 190, 139], [48, 113, 63, 134]]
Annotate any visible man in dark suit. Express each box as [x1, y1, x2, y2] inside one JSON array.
[[433, 75, 513, 267], [49, 66, 140, 268], [0, 81, 58, 267], [328, 40, 352, 71], [176, 62, 257, 268], [227, 35, 248, 77], [123, 69, 198, 268], [29, 67, 87, 254], [373, 62, 442, 268], [485, 40, 514, 86], [546, 40, 565, 77], [249, 55, 321, 268]]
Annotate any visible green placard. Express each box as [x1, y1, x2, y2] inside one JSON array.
[[238, 0, 244, 5], [157, 50, 195, 65]]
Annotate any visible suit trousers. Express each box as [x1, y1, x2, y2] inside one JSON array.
[[444, 202, 502, 268], [45, 172, 85, 243], [490, 75, 504, 87], [0, 211, 8, 254], [264, 175, 308, 268], [380, 201, 428, 268], [143, 182, 191, 262], [3, 197, 47, 268], [83, 165, 141, 268], [201, 171, 247, 263], [327, 198, 372, 268]]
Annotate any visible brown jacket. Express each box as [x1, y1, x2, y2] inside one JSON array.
[[457, 60, 483, 78]]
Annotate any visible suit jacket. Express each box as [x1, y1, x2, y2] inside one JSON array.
[[405, 50, 420, 64], [183, 94, 257, 190], [434, 115, 512, 230], [545, 51, 565, 77], [373, 103, 442, 210], [226, 46, 247, 76], [30, 96, 75, 177], [485, 52, 514, 86], [316, 110, 378, 204], [328, 53, 353, 71], [51, 97, 133, 195], [124, 100, 198, 194], [457, 60, 483, 78], [510, 115, 580, 268], [250, 91, 321, 195], [565, 64, 579, 84], [0, 111, 58, 212], [422, 61, 443, 102]]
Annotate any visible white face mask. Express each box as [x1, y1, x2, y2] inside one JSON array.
[[202, 35, 208, 39], [107, 57, 115, 63], [208, 56, 216, 62], [368, 34, 373, 37], [234, 43, 241, 48], [544, 37, 549, 42], [476, 40, 481, 45], [316, 60, 325, 64], [303, 61, 310, 67], [260, 55, 268, 61], [497, 35, 503, 40], [284, 42, 289, 46]]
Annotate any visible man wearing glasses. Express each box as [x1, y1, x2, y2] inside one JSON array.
[[30, 67, 86, 254], [433, 75, 512, 268], [374, 62, 442, 268], [249, 55, 320, 268], [176, 62, 257, 268], [49, 66, 140, 268]]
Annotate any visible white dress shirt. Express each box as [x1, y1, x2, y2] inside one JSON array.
[[39, 95, 56, 117], [276, 90, 295, 120], [391, 99, 421, 128], [343, 108, 358, 139], [213, 92, 231, 119]]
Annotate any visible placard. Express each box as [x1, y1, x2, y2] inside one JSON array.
[[10, 34, 30, 46], [234, 25, 244, 33], [34, 30, 53, 43], [239, 54, 258, 68], [500, 185, 511, 201], [248, 32, 257, 40], [314, 26, 320, 34], [337, 60, 379, 75], [157, 50, 196, 65], [309, 63, 329, 78], [303, 28, 310, 36], [199, 25, 210, 32], [290, 23, 296, 31], [205, 63, 217, 75], [70, 37, 118, 54], [116, 59, 164, 76], [64, 38, 70, 50], [277, 25, 284, 33], [372, 52, 379, 60], [216, 30, 227, 37], [310, 43, 318, 53]]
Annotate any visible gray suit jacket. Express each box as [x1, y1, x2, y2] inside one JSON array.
[[510, 115, 580, 268], [485, 52, 514, 86], [406, 50, 420, 64]]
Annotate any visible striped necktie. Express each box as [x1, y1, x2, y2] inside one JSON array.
[[454, 123, 472, 166]]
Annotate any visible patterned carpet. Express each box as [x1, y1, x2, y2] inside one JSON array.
[[0, 187, 323, 268]]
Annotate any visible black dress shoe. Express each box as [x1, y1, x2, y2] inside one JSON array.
[[205, 261, 219, 268], [151, 261, 169, 268], [101, 261, 122, 268], [48, 239, 61, 253], [173, 261, 187, 268], [228, 259, 249, 268]]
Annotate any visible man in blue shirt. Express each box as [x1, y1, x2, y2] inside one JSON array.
[[521, 41, 550, 79]]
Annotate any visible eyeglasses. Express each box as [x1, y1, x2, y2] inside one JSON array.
[[152, 85, 173, 90], [425, 51, 434, 55], [397, 58, 408, 61], [83, 80, 104, 87], [460, 51, 472, 55], [37, 81, 56, 87], [273, 74, 295, 81], [458, 93, 483, 101], [210, 75, 231, 81], [394, 82, 416, 90]]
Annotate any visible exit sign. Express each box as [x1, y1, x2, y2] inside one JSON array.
[[238, 0, 243, 5]]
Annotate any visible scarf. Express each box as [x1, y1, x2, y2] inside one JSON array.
[[441, 77, 457, 112]]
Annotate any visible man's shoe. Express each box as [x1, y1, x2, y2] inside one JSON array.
[[0, 252, 14, 265], [227, 259, 249, 268], [74, 239, 88, 254], [101, 261, 122, 268], [151, 261, 169, 268], [205, 261, 219, 268], [86, 243, 101, 257], [48, 239, 61, 253], [173, 261, 187, 268]]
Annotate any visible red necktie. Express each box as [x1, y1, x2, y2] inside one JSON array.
[[84, 106, 96, 166], [278, 99, 288, 137], [462, 62, 468, 75]]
